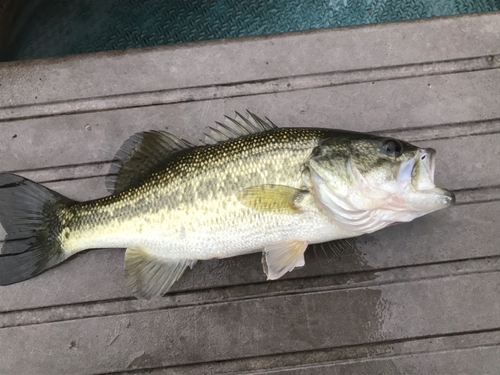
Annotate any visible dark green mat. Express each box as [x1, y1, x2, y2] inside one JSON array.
[[1, 0, 499, 61]]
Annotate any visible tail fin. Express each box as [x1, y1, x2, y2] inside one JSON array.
[[0, 173, 73, 285]]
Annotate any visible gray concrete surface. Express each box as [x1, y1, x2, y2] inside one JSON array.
[[0, 12, 499, 375]]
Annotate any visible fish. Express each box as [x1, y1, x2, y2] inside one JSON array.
[[0, 112, 455, 299]]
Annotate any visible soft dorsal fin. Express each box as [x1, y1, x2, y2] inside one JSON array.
[[201, 111, 277, 145], [106, 130, 194, 194]]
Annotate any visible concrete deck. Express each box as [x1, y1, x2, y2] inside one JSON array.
[[0, 12, 499, 375]]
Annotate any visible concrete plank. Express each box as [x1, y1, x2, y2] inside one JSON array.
[[1, 69, 499, 172], [0, 13, 498, 108], [0, 255, 497, 328], [117, 330, 500, 374], [257, 347, 500, 375], [2, 55, 498, 122], [0, 271, 497, 374], [423, 135, 500, 190]]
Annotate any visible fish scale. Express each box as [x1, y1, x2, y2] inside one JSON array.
[[61, 128, 327, 256]]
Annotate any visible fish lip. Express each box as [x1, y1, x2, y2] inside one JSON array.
[[412, 148, 455, 207], [434, 187, 456, 209], [442, 188, 456, 206], [416, 187, 456, 209], [410, 148, 437, 192], [420, 148, 436, 184]]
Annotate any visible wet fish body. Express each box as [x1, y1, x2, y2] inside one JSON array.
[[0, 113, 454, 299], [63, 127, 355, 261]]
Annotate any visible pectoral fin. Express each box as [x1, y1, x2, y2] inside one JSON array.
[[124, 247, 192, 300], [237, 185, 307, 214], [262, 240, 308, 280]]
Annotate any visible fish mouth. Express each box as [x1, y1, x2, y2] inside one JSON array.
[[438, 188, 455, 206], [412, 148, 436, 190], [421, 148, 436, 183], [406, 148, 455, 208]]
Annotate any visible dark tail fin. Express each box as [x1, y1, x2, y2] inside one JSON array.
[[0, 173, 73, 285]]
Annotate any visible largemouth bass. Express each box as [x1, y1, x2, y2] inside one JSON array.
[[0, 112, 454, 299]]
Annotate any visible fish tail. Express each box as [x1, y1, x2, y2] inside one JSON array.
[[0, 173, 73, 285]]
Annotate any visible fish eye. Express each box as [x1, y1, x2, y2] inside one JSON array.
[[381, 139, 403, 157]]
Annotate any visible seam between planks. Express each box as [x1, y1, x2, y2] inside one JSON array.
[[98, 328, 500, 375], [225, 345, 500, 375], [227, 343, 500, 375], [1, 255, 498, 328], [452, 185, 500, 206], [5, 117, 500, 183], [0, 55, 498, 122]]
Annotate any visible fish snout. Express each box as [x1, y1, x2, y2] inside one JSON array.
[[441, 188, 456, 207]]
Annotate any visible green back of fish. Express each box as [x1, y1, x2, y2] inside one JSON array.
[[62, 127, 326, 237]]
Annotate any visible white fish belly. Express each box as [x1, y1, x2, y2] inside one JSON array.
[[145, 210, 356, 260], [64, 199, 357, 260]]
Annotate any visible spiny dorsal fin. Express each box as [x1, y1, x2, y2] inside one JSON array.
[[124, 247, 192, 299], [106, 130, 194, 194], [201, 111, 277, 145], [108, 112, 277, 192]]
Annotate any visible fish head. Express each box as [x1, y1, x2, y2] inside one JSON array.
[[307, 132, 455, 231]]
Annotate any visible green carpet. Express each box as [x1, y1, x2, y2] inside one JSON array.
[[1, 0, 499, 61]]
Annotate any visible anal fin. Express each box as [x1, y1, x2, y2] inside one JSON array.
[[262, 240, 308, 280], [124, 247, 192, 300]]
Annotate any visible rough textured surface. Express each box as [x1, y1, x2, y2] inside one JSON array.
[[1, 0, 498, 61], [0, 12, 499, 375], [1, 12, 499, 109]]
